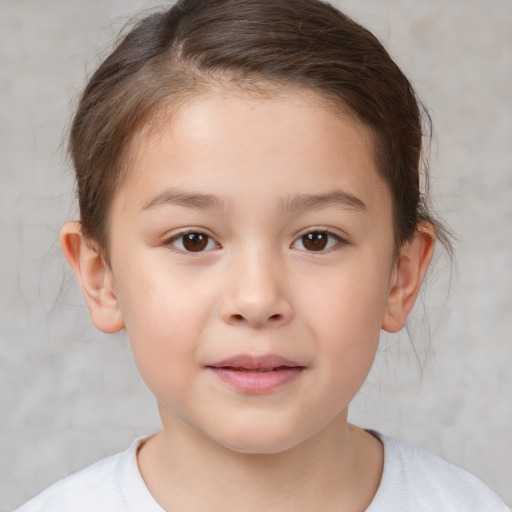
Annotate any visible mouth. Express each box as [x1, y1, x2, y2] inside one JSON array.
[[215, 366, 296, 372], [206, 355, 305, 393]]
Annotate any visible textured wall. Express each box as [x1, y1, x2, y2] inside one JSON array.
[[1, 1, 511, 509]]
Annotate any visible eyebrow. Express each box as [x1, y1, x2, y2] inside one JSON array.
[[142, 189, 228, 211], [141, 188, 367, 213], [280, 190, 367, 212]]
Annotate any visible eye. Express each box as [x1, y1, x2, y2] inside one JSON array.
[[166, 231, 219, 252], [292, 230, 344, 252]]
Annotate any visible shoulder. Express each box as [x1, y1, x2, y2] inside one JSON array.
[[13, 451, 126, 512], [367, 432, 510, 512], [13, 437, 164, 512]]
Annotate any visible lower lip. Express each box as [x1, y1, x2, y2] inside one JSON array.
[[208, 367, 304, 393]]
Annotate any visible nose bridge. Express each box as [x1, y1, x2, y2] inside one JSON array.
[[222, 242, 292, 327]]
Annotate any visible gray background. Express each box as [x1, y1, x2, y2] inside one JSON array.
[[1, 0, 511, 509]]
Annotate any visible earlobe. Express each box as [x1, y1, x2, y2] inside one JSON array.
[[60, 222, 125, 333], [382, 223, 435, 333]]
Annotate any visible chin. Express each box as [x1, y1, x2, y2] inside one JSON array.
[[211, 423, 309, 456]]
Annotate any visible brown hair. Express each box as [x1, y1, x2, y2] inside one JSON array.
[[69, 0, 449, 258]]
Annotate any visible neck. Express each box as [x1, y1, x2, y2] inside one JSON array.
[[138, 409, 383, 512]]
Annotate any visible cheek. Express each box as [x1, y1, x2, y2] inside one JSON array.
[[297, 258, 392, 391], [112, 262, 218, 393], [301, 261, 391, 340], [115, 250, 216, 330]]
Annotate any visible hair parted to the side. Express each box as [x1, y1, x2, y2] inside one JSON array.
[[69, 0, 451, 259]]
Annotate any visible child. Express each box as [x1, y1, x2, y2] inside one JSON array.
[[14, 0, 509, 510]]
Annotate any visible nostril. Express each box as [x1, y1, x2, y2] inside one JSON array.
[[229, 313, 283, 324]]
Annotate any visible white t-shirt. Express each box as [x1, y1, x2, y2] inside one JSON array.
[[14, 432, 510, 511]]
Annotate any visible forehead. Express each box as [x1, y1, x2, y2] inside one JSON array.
[[118, 89, 391, 218]]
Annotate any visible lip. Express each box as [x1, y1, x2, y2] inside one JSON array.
[[206, 355, 305, 394]]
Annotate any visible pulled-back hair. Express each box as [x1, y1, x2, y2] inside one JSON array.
[[70, 0, 449, 257]]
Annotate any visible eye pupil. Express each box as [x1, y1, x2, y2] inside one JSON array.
[[302, 232, 328, 251], [183, 233, 208, 252]]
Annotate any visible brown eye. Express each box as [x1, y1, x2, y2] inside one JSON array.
[[292, 230, 343, 252], [168, 231, 218, 252], [301, 232, 328, 251], [182, 233, 208, 252]]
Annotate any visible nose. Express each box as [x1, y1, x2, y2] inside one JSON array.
[[220, 250, 293, 328]]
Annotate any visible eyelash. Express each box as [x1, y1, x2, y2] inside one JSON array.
[[291, 230, 346, 252], [164, 229, 346, 253], [164, 230, 220, 253]]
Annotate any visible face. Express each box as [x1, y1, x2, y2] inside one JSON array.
[[104, 90, 398, 454]]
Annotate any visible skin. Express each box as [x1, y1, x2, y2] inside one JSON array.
[[62, 89, 434, 511]]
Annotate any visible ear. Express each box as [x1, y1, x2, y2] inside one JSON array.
[[382, 223, 435, 333], [60, 221, 125, 333]]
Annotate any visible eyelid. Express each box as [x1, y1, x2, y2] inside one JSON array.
[[163, 228, 221, 253], [291, 227, 348, 252], [161, 227, 347, 253]]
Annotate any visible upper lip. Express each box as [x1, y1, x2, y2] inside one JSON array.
[[207, 355, 304, 370]]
